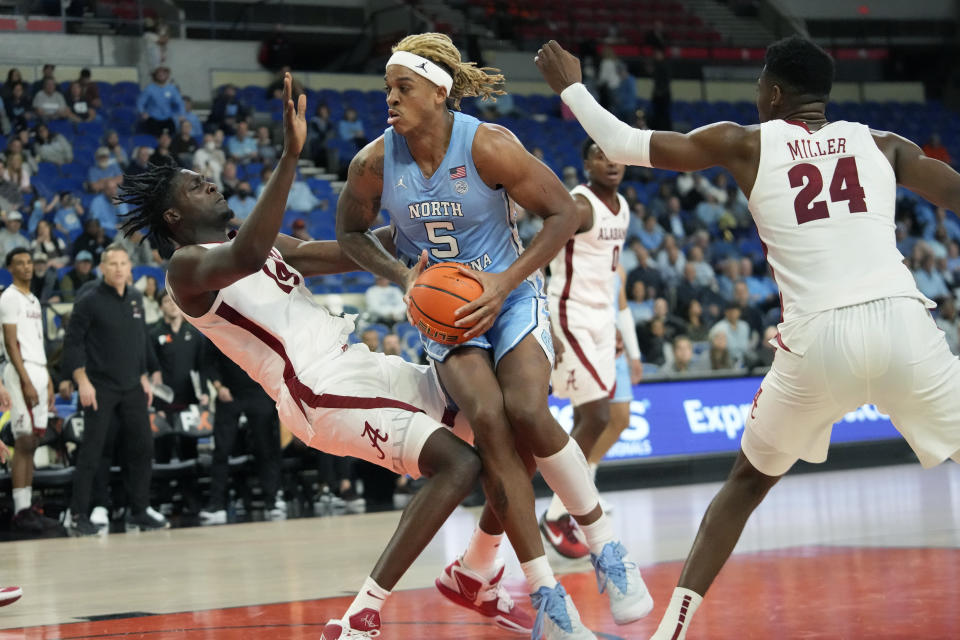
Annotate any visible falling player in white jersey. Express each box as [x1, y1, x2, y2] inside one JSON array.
[[541, 139, 643, 559], [116, 74, 513, 640], [538, 36, 960, 639]]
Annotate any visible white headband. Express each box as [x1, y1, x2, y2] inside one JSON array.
[[386, 51, 453, 94]]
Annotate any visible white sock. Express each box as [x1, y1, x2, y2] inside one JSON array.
[[579, 514, 615, 556], [535, 437, 600, 517], [545, 493, 567, 520], [13, 487, 31, 514], [345, 576, 391, 618], [649, 588, 703, 640], [462, 526, 503, 579], [521, 555, 558, 593]]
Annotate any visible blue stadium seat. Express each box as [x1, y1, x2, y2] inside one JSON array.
[[133, 265, 166, 290], [0, 270, 13, 288], [48, 120, 74, 138], [76, 120, 106, 139], [133, 133, 158, 149], [59, 162, 86, 178]]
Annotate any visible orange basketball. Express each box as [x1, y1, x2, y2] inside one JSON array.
[[408, 262, 484, 345]]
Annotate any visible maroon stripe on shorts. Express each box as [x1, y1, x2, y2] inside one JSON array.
[[214, 302, 425, 418], [558, 239, 607, 391]]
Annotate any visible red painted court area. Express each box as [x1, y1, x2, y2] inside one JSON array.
[[6, 546, 958, 639]]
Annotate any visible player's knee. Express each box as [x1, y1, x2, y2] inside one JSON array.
[[502, 394, 550, 437], [469, 406, 513, 446], [729, 455, 780, 501], [14, 434, 37, 452]]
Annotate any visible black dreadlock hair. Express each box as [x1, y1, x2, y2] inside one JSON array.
[[116, 154, 181, 259], [764, 36, 834, 102]]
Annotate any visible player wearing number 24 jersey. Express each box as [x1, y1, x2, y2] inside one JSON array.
[[538, 35, 960, 640]]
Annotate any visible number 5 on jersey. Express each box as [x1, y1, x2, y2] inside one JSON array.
[[789, 156, 866, 225], [425, 221, 460, 259]]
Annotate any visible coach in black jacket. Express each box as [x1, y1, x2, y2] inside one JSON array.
[[62, 244, 165, 535]]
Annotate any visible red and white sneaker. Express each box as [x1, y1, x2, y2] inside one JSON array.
[[436, 557, 533, 634], [320, 608, 382, 639], [539, 511, 590, 559], [0, 586, 22, 607]]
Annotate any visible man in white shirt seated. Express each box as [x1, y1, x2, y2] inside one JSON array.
[[364, 276, 406, 325]]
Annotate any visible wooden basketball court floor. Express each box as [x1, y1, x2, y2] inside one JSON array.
[[2, 461, 958, 639]]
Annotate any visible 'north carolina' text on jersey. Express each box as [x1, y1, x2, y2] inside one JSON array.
[[748, 119, 928, 328], [381, 111, 526, 275]]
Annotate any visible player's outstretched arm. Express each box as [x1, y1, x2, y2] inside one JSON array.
[[335, 138, 412, 287], [168, 73, 306, 297], [275, 226, 396, 277], [535, 40, 754, 175], [876, 131, 960, 212], [453, 123, 580, 338]]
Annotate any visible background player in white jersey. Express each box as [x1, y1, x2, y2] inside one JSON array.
[[0, 248, 59, 535], [542, 141, 642, 558], [117, 75, 487, 640], [537, 36, 960, 639]]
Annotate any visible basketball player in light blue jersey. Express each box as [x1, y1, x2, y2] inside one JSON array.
[[337, 33, 652, 640]]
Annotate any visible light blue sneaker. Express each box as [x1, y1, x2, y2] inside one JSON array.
[[591, 541, 654, 624], [529, 583, 596, 640]]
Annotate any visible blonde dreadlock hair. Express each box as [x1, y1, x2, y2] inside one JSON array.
[[392, 33, 505, 110]]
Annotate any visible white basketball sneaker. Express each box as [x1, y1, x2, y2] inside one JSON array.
[[591, 541, 654, 624], [529, 583, 597, 640]]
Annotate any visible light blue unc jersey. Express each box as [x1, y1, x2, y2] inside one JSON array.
[[380, 111, 552, 365]]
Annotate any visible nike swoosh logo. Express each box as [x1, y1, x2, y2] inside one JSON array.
[[544, 524, 565, 548], [366, 590, 384, 600], [454, 572, 480, 602]]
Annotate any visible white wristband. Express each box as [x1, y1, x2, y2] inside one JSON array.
[[560, 82, 653, 167], [617, 307, 641, 360]]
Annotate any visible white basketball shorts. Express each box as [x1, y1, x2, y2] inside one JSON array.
[[548, 297, 616, 407], [275, 344, 471, 478], [3, 361, 49, 438], [743, 297, 960, 476]]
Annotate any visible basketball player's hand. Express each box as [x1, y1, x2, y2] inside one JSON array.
[[141, 374, 153, 407], [22, 381, 39, 408], [58, 380, 73, 401], [629, 358, 643, 385], [534, 40, 583, 95], [0, 440, 8, 464], [0, 384, 9, 412], [47, 379, 55, 413], [402, 250, 429, 321], [454, 268, 510, 339], [282, 72, 308, 158], [217, 386, 234, 404], [78, 380, 97, 411]]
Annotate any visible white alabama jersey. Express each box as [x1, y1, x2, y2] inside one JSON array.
[[0, 286, 45, 367], [748, 119, 928, 325], [547, 184, 630, 310], [174, 242, 354, 404]]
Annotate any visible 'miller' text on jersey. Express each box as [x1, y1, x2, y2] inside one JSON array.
[[787, 137, 847, 161]]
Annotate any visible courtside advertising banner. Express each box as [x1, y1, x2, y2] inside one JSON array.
[[548, 376, 901, 461]]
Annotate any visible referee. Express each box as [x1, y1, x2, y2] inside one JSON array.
[[63, 244, 167, 535]]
